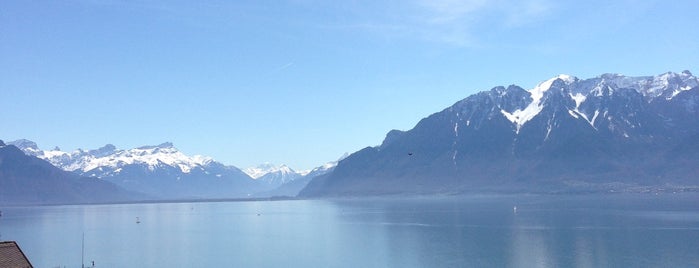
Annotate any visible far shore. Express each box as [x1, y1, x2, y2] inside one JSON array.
[[3, 186, 699, 207]]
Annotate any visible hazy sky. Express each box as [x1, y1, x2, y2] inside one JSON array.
[[2, 0, 698, 170]]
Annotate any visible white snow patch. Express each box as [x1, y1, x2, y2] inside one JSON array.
[[570, 93, 586, 109], [77, 147, 212, 174], [501, 74, 576, 133], [20, 143, 216, 175], [244, 163, 301, 179], [304, 161, 338, 176], [591, 110, 600, 126], [669, 85, 693, 99], [568, 110, 579, 119], [501, 110, 517, 124], [591, 83, 613, 97], [43, 150, 69, 158], [179, 164, 192, 173]]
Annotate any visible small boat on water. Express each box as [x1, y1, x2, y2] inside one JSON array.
[[513, 206, 517, 214], [136, 217, 141, 224]]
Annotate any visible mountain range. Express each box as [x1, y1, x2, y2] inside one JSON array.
[[4, 71, 698, 202], [6, 140, 336, 201], [244, 163, 306, 187], [248, 155, 346, 197], [300, 71, 699, 196], [0, 140, 139, 204]]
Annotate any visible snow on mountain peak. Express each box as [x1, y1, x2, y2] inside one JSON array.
[[244, 163, 299, 179], [244, 163, 274, 179], [11, 140, 214, 175], [497, 71, 698, 133], [309, 161, 338, 173], [88, 144, 117, 158], [79, 145, 212, 174], [600, 71, 699, 100], [8, 139, 40, 152], [96, 143, 212, 173], [501, 74, 577, 133], [663, 71, 698, 99], [530, 74, 576, 103], [137, 142, 174, 150]]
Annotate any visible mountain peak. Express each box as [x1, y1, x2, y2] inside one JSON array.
[[137, 142, 174, 150], [244, 163, 299, 179], [301, 70, 699, 197], [158, 142, 174, 148], [102, 144, 116, 150], [88, 144, 117, 157], [12, 141, 218, 175], [8, 139, 39, 151], [500, 74, 578, 133], [531, 74, 577, 96]]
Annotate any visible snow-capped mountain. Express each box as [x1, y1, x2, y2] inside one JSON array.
[[302, 153, 348, 179], [300, 71, 699, 197], [244, 163, 304, 187], [244, 163, 298, 179], [9, 140, 260, 199], [12, 141, 215, 176], [0, 140, 138, 204], [251, 154, 348, 197], [245, 153, 349, 187]]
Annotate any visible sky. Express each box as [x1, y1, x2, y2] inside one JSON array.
[[1, 0, 698, 170]]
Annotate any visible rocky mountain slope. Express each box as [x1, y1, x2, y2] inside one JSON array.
[[9, 141, 261, 199], [0, 140, 139, 204], [300, 71, 699, 196]]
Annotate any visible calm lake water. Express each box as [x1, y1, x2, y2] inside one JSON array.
[[1, 194, 699, 268]]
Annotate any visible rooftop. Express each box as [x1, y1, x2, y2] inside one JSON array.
[[0, 241, 33, 268]]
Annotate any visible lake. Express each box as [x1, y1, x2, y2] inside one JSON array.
[[1, 194, 699, 267]]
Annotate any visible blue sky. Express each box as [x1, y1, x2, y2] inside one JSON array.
[[2, 0, 698, 170]]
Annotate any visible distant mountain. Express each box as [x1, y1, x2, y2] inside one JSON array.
[[244, 163, 303, 187], [0, 140, 138, 205], [9, 141, 261, 199], [300, 71, 699, 197], [304, 153, 348, 179], [252, 155, 347, 197]]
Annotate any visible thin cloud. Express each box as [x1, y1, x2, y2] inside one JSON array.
[[266, 62, 295, 76], [326, 0, 555, 47], [500, 0, 554, 27], [416, 0, 490, 24], [279, 62, 294, 71]]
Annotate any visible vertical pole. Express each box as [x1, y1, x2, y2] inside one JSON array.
[[82, 233, 85, 268]]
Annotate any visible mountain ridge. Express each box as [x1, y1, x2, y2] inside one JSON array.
[[300, 71, 699, 197], [8, 140, 342, 199], [8, 140, 260, 199], [0, 141, 140, 204]]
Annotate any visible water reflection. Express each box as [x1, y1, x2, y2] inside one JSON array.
[[330, 195, 699, 267], [0, 194, 698, 267]]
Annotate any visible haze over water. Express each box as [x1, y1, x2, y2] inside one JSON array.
[[1, 194, 698, 267]]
